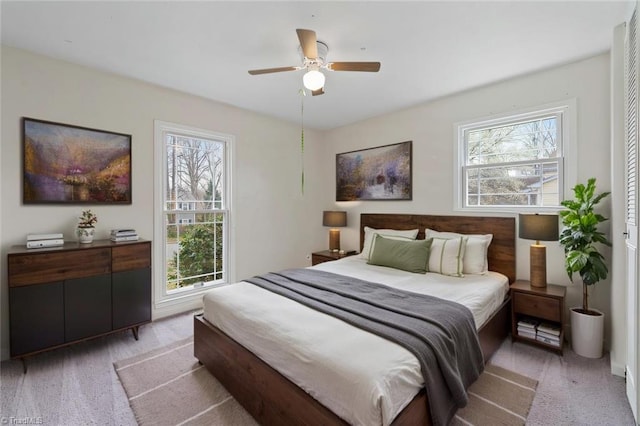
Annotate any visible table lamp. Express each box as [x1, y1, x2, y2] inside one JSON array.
[[322, 211, 347, 252], [519, 213, 559, 288]]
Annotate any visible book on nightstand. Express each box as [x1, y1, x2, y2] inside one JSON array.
[[536, 334, 561, 347], [517, 316, 540, 339], [537, 322, 561, 336], [517, 328, 537, 339], [537, 330, 561, 340], [517, 316, 540, 329]]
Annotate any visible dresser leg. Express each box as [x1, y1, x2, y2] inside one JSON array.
[[131, 326, 140, 340], [21, 357, 27, 374]]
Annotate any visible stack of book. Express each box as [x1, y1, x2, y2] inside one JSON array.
[[26, 233, 64, 249], [111, 229, 139, 242], [536, 322, 561, 347], [516, 316, 539, 339]]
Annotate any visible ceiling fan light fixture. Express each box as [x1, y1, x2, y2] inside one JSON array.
[[303, 69, 325, 91], [248, 29, 380, 94]]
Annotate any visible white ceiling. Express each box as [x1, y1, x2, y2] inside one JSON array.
[[0, 1, 632, 130]]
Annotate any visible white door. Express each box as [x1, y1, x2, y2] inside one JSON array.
[[626, 8, 640, 422], [628, 224, 638, 421]]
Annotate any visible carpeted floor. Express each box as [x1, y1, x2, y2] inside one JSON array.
[[490, 338, 636, 426], [114, 337, 537, 426], [1, 310, 636, 425]]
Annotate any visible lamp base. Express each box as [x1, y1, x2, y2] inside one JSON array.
[[530, 244, 547, 288], [329, 229, 341, 252]]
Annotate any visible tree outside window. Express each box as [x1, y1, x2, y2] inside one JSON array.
[[458, 105, 568, 209], [165, 133, 227, 291]]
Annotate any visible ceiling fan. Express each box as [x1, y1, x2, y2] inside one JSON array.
[[248, 29, 381, 96]]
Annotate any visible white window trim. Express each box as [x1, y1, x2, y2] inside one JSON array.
[[153, 120, 235, 311], [453, 99, 577, 212]]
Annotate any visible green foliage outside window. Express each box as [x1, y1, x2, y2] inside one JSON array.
[[167, 221, 223, 289]]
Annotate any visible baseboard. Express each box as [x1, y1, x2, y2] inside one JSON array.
[[611, 361, 626, 377], [153, 295, 203, 320]]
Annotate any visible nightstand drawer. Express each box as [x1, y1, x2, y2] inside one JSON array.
[[513, 292, 560, 322], [312, 254, 332, 265]]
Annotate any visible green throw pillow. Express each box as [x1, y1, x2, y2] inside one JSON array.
[[367, 234, 432, 274]]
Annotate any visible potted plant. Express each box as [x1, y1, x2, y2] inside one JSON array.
[[559, 178, 611, 358], [77, 209, 98, 244]]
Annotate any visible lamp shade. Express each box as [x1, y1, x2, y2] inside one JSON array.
[[323, 211, 347, 227], [303, 69, 325, 91], [519, 214, 559, 242]]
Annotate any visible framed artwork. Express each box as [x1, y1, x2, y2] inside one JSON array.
[[23, 117, 132, 204], [336, 141, 412, 201]]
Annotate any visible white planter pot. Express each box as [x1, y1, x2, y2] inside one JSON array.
[[570, 307, 604, 358], [77, 227, 95, 244]]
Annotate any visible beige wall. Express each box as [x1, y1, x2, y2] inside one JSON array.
[[0, 46, 327, 360], [321, 53, 623, 372]]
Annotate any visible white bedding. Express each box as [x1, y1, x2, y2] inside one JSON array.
[[202, 256, 508, 426]]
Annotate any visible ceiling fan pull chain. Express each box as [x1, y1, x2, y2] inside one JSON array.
[[300, 88, 306, 196]]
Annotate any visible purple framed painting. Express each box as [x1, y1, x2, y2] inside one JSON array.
[[23, 117, 132, 204]]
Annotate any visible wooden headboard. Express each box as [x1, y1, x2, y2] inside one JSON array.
[[360, 214, 516, 283]]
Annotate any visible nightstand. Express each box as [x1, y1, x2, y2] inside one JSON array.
[[510, 280, 565, 354], [311, 250, 357, 266]]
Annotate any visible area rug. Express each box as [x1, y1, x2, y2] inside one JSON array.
[[115, 337, 537, 426], [450, 363, 538, 426], [114, 337, 257, 426]]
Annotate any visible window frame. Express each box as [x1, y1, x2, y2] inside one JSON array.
[[153, 120, 234, 308], [454, 99, 577, 212]]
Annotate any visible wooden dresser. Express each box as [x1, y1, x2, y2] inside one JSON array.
[[8, 239, 151, 366]]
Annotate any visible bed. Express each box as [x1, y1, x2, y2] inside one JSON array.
[[194, 213, 516, 425]]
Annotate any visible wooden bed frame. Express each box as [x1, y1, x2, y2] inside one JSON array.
[[194, 213, 515, 425]]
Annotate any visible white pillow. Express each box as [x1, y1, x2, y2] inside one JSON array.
[[360, 226, 419, 260], [427, 236, 466, 277], [425, 229, 493, 274]]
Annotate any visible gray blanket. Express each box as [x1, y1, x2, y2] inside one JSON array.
[[245, 268, 484, 426]]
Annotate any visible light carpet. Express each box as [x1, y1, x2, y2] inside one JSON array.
[[114, 337, 537, 426]]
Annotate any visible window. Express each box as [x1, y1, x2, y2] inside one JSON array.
[[154, 121, 233, 304], [455, 101, 575, 211]]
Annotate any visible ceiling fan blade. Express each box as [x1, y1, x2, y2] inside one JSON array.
[[296, 29, 318, 59], [312, 87, 324, 96], [328, 62, 381, 72], [248, 66, 298, 75]]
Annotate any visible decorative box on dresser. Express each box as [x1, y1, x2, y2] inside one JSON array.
[[510, 279, 565, 354], [8, 239, 151, 370], [311, 250, 357, 266]]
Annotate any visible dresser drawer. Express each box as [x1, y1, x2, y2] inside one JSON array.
[[8, 248, 111, 287], [513, 292, 560, 322], [112, 242, 151, 272]]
